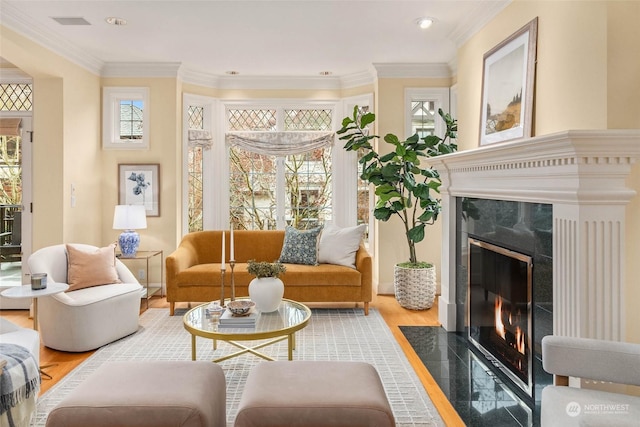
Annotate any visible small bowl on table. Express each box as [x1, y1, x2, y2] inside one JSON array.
[[227, 300, 255, 316]]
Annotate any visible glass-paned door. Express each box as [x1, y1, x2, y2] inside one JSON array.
[[1, 81, 33, 288], [0, 116, 31, 287]]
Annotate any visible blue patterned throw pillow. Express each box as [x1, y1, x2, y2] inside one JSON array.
[[278, 225, 323, 265]]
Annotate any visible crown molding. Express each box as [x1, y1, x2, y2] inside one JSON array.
[[179, 67, 374, 91], [0, 68, 32, 82], [339, 70, 375, 89], [215, 75, 340, 91], [101, 62, 182, 78], [449, 0, 512, 48], [0, 3, 103, 75], [177, 68, 219, 88], [372, 63, 452, 79]]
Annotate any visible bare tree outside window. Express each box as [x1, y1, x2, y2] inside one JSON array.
[[285, 147, 332, 229], [228, 108, 333, 231], [187, 106, 204, 232], [0, 135, 21, 205], [230, 147, 277, 230]]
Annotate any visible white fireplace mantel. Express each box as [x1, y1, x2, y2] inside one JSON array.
[[431, 129, 640, 340]]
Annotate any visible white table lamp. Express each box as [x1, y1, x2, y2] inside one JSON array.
[[113, 205, 147, 257]]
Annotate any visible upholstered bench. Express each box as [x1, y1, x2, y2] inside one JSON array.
[[235, 361, 395, 427], [45, 361, 226, 427]]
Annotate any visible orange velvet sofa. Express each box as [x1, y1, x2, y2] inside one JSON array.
[[166, 230, 372, 316]]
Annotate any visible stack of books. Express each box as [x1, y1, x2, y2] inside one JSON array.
[[219, 307, 259, 328]]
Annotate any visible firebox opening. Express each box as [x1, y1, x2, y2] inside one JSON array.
[[468, 237, 534, 398]]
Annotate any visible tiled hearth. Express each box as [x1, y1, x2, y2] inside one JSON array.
[[402, 326, 540, 427]]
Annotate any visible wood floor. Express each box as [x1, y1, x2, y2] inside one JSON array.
[[1, 294, 465, 426]]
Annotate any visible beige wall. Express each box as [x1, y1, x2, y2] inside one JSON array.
[[456, 0, 640, 342], [374, 77, 453, 293], [607, 1, 640, 344], [0, 25, 102, 249], [100, 77, 181, 269]]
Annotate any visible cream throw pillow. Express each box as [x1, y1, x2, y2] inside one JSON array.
[[66, 244, 121, 291], [318, 223, 367, 268]]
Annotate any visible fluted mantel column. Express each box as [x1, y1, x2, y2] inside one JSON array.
[[430, 130, 640, 339]]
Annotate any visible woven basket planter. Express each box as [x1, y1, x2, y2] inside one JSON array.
[[394, 264, 436, 310]]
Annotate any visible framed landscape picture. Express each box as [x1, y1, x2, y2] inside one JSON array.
[[479, 18, 538, 145], [118, 163, 160, 216]]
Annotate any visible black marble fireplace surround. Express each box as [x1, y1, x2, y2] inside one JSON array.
[[402, 198, 554, 427], [455, 198, 552, 411]]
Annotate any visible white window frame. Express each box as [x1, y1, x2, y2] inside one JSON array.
[[182, 93, 218, 235], [102, 87, 150, 149], [404, 88, 450, 140], [180, 96, 374, 233], [224, 101, 336, 230]]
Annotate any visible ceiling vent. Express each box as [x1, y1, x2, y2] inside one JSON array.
[[52, 17, 91, 26]]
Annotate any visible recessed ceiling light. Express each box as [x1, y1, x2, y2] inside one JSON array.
[[226, 71, 240, 75], [416, 17, 434, 29], [319, 71, 332, 76], [106, 17, 127, 26]]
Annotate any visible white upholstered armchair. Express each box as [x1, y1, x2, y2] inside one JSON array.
[[541, 335, 640, 426], [27, 244, 143, 352]]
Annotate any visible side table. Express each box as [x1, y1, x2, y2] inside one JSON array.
[[1, 282, 69, 379], [1, 282, 69, 331], [117, 250, 163, 308]]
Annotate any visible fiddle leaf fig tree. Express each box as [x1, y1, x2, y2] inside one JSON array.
[[337, 106, 457, 266]]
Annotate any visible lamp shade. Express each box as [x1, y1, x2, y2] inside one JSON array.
[[113, 205, 147, 230], [113, 205, 147, 257]]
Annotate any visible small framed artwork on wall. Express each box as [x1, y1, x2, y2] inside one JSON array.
[[118, 163, 160, 216], [479, 17, 538, 146]]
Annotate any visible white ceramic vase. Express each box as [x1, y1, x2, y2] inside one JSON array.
[[248, 277, 284, 312]]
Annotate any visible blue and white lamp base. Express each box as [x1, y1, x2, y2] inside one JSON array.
[[119, 230, 140, 258]]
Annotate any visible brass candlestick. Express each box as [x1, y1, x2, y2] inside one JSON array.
[[229, 260, 236, 301], [219, 268, 226, 307]]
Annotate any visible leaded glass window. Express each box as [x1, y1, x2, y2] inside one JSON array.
[[187, 105, 205, 232], [0, 83, 33, 111]]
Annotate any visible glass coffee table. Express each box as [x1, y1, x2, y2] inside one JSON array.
[[183, 298, 311, 363]]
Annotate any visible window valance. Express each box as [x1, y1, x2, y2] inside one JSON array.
[[225, 131, 334, 156], [188, 129, 213, 150], [0, 118, 22, 136]]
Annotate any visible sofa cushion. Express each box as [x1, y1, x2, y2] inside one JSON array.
[[174, 262, 361, 288], [66, 243, 121, 292], [318, 223, 366, 268], [278, 225, 323, 265]]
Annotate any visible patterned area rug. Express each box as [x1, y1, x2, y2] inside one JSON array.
[[32, 307, 444, 427]]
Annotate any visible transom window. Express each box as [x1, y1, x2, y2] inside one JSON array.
[[411, 100, 436, 138], [102, 87, 149, 149], [0, 83, 33, 111]]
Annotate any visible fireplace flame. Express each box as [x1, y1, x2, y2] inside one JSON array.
[[494, 295, 526, 355], [515, 326, 526, 355], [495, 296, 506, 339]]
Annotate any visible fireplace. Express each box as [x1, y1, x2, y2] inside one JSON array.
[[429, 130, 640, 403], [468, 238, 533, 398]]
